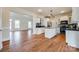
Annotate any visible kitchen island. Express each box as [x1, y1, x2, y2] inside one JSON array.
[[66, 29, 79, 48], [33, 27, 45, 35], [45, 27, 60, 39]]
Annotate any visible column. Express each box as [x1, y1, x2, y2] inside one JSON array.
[[0, 8, 2, 50], [2, 8, 10, 45]]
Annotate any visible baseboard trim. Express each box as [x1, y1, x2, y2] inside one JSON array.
[[2, 40, 10, 49]]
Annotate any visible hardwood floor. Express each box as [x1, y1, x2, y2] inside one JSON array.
[[1, 30, 79, 52]]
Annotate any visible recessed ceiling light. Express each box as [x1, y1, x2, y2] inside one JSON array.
[[60, 11, 65, 13], [38, 9, 42, 13]]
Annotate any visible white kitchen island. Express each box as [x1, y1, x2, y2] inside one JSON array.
[[45, 27, 59, 39], [33, 27, 44, 35], [66, 30, 79, 48]]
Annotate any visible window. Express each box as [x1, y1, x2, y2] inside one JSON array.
[[9, 19, 12, 30], [15, 20, 20, 29], [28, 21, 32, 29]]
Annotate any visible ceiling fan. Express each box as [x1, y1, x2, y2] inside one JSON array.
[[45, 9, 55, 18]]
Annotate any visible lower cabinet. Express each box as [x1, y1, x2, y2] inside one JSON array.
[[66, 30, 79, 48], [45, 28, 57, 39], [56, 27, 60, 34], [34, 28, 44, 34]]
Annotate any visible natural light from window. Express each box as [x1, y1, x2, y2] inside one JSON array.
[[15, 20, 20, 29]]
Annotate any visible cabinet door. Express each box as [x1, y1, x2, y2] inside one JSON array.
[[57, 28, 60, 34]]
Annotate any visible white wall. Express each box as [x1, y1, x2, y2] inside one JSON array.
[[10, 12, 33, 31], [2, 8, 10, 41], [0, 8, 2, 29], [0, 8, 2, 50], [71, 7, 79, 23], [60, 16, 69, 21]]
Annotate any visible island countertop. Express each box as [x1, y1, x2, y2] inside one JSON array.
[[66, 28, 79, 31], [45, 26, 60, 39]]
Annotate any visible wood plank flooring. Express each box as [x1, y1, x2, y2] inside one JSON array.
[[1, 30, 79, 52]]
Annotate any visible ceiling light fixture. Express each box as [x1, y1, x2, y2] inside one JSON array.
[[44, 9, 55, 18], [60, 11, 65, 13], [38, 9, 42, 13]]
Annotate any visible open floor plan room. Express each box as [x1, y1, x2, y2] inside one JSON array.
[[0, 7, 79, 52]]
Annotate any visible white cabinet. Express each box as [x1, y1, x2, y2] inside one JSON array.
[[34, 28, 44, 34], [56, 27, 60, 34], [45, 28, 57, 39], [66, 30, 79, 48]]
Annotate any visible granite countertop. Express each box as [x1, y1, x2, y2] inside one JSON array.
[[36, 26, 45, 28], [66, 28, 79, 31], [45, 26, 60, 29]]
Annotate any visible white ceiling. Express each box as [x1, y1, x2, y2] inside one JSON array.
[[22, 7, 72, 16]]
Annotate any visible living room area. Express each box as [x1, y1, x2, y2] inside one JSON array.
[[0, 7, 79, 52]]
